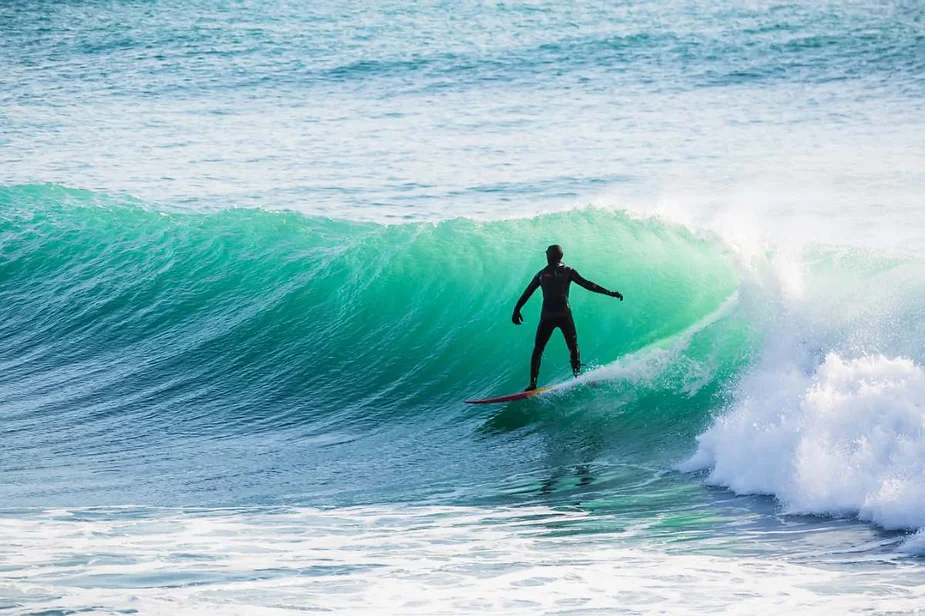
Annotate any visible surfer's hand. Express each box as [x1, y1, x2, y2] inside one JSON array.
[[610, 290, 623, 301], [512, 310, 524, 325]]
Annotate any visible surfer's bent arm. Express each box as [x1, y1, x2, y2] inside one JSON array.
[[512, 276, 540, 324], [571, 270, 622, 299]]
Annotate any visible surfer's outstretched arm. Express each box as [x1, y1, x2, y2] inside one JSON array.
[[571, 270, 623, 300], [512, 276, 540, 324]]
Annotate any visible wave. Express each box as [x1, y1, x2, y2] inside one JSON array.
[[0, 184, 740, 451], [12, 183, 925, 538]]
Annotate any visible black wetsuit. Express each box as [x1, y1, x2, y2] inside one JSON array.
[[514, 262, 615, 385]]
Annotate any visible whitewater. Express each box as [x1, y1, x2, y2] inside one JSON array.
[[3, 0, 925, 614]]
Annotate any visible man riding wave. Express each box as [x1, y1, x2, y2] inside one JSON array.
[[512, 244, 623, 391]]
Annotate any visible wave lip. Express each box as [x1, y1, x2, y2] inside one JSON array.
[[683, 352, 925, 534]]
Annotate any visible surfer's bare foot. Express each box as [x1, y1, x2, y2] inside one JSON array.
[[525, 383, 537, 391]]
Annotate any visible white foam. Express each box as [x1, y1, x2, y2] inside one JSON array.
[[641, 184, 925, 548], [683, 352, 925, 536], [2, 505, 924, 615]]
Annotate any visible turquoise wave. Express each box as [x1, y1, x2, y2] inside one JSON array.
[[0, 184, 753, 504]]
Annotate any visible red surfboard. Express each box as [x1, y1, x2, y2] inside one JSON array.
[[464, 385, 554, 405]]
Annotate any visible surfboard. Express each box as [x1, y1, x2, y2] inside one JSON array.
[[465, 375, 607, 405], [464, 385, 554, 405]]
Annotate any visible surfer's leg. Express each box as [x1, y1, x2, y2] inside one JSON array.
[[530, 319, 555, 389], [561, 315, 580, 376]]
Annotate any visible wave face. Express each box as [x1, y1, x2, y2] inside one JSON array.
[[0, 184, 744, 506]]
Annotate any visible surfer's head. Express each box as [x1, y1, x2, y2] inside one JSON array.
[[546, 244, 563, 265]]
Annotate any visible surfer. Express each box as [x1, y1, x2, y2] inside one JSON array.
[[512, 244, 622, 390]]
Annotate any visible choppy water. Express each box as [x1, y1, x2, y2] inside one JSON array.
[[2, 1, 925, 614]]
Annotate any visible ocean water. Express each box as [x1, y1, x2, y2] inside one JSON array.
[[2, 0, 925, 613]]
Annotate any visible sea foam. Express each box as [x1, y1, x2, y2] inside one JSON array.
[[683, 352, 925, 535]]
